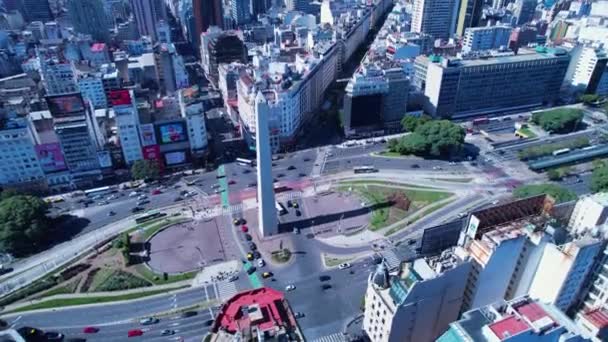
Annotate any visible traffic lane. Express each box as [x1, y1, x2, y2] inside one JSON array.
[[55, 311, 214, 342], [11, 285, 217, 328], [559, 173, 592, 196], [282, 263, 371, 340], [323, 155, 465, 174]]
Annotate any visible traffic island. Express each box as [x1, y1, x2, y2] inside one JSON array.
[[270, 249, 292, 264]]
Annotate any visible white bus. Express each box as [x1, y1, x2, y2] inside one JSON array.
[[353, 166, 378, 174], [276, 201, 287, 215], [552, 148, 571, 156], [84, 186, 115, 197], [236, 158, 255, 167]]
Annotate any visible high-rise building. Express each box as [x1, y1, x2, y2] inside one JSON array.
[[78, 75, 108, 109], [179, 89, 209, 159], [514, 0, 537, 25], [437, 296, 592, 341], [294, 0, 320, 15], [462, 25, 512, 52], [423, 47, 569, 119], [577, 245, 608, 326], [129, 0, 166, 41], [193, 0, 222, 46], [456, 0, 483, 37], [252, 0, 272, 16], [66, 0, 110, 41], [40, 59, 79, 96], [255, 91, 277, 237], [411, 0, 460, 40], [0, 117, 46, 190], [200, 29, 248, 86], [231, 0, 251, 25], [564, 45, 608, 97], [363, 254, 472, 342], [568, 193, 608, 235], [154, 43, 189, 94], [22, 0, 53, 22], [109, 89, 143, 165]]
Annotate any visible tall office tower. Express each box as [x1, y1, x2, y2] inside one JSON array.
[[514, 0, 537, 25], [200, 29, 248, 86], [66, 0, 110, 41], [2, 0, 20, 12], [109, 90, 143, 165], [254, 91, 277, 237], [22, 0, 53, 22], [294, 0, 320, 15], [492, 0, 506, 9], [156, 20, 171, 44], [130, 0, 166, 41], [363, 254, 472, 342], [456, 0, 483, 37], [193, 0, 222, 43], [411, 0, 460, 40], [0, 117, 46, 191], [462, 25, 512, 52], [423, 47, 569, 119], [437, 296, 591, 341], [231, 0, 251, 25], [40, 59, 79, 96]]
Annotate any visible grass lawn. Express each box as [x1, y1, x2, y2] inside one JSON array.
[[133, 265, 196, 286], [376, 151, 403, 158], [87, 268, 115, 292], [384, 197, 456, 236], [345, 184, 452, 231], [517, 127, 537, 138], [94, 270, 151, 292], [339, 180, 433, 190], [7, 287, 188, 313], [32, 278, 80, 300]]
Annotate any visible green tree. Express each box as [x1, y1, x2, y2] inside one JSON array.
[[546, 169, 561, 181], [579, 94, 600, 105], [397, 133, 428, 155], [414, 120, 466, 157], [0, 195, 50, 256], [531, 108, 583, 134], [401, 115, 431, 132], [513, 184, 577, 203], [592, 166, 608, 193], [131, 160, 160, 181], [387, 138, 399, 152]]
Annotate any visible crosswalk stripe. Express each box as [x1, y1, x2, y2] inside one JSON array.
[[311, 333, 347, 342], [216, 281, 237, 301], [380, 249, 401, 271]]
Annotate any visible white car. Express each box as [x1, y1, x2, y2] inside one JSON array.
[[338, 263, 351, 270], [137, 195, 147, 200], [257, 259, 265, 267], [129, 191, 138, 197], [285, 285, 296, 291]]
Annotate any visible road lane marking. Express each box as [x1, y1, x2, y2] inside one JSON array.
[[9, 316, 22, 327]]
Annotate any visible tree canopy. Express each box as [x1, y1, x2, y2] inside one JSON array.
[[390, 119, 466, 158], [0, 195, 50, 257], [131, 160, 160, 181], [531, 108, 583, 134], [513, 184, 577, 203], [401, 115, 431, 132], [592, 165, 608, 193]]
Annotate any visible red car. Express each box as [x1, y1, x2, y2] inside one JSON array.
[[151, 189, 161, 195], [228, 180, 236, 185], [128, 329, 144, 337], [241, 225, 248, 233], [83, 326, 99, 334]]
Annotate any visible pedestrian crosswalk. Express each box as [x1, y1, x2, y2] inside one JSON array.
[[379, 249, 401, 271], [277, 191, 303, 202], [215, 281, 238, 301], [222, 204, 243, 215], [312, 333, 348, 342]]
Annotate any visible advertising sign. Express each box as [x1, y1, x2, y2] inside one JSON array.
[[97, 150, 112, 168], [158, 123, 187, 144], [466, 215, 481, 239], [46, 94, 85, 116], [142, 145, 161, 161], [164, 151, 186, 165], [139, 124, 157, 146], [108, 89, 132, 106], [35, 143, 67, 173]]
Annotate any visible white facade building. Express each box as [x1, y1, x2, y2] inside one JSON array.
[[179, 91, 208, 158], [566, 45, 608, 96], [569, 193, 608, 235], [113, 91, 143, 164], [0, 117, 45, 187], [462, 25, 512, 53]]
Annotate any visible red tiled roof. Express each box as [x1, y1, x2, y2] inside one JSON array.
[[489, 315, 530, 340], [583, 308, 608, 329], [214, 287, 293, 334], [516, 302, 550, 323]]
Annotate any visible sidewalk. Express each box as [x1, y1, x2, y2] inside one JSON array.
[[191, 260, 240, 286]]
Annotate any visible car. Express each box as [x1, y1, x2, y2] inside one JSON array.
[[253, 251, 261, 259], [233, 218, 241, 225], [44, 331, 64, 341], [294, 312, 305, 318], [247, 253, 254, 261], [338, 263, 351, 270], [66, 338, 87, 342], [98, 201, 108, 206], [293, 227, 300, 234], [228, 180, 236, 185], [287, 200, 293, 207], [83, 326, 99, 334], [241, 225, 249, 232], [303, 157, 311, 162], [277, 173, 285, 178], [249, 242, 257, 250], [139, 317, 159, 325], [407, 239, 416, 245], [292, 202, 299, 209], [244, 233, 252, 241], [272, 163, 277, 167], [151, 189, 161, 195], [228, 275, 238, 282], [107, 211, 116, 216], [128, 329, 144, 337], [128, 191, 138, 197], [174, 196, 183, 202], [298, 173, 306, 177], [319, 275, 331, 281], [248, 182, 257, 187], [242, 169, 251, 174], [285, 284, 296, 291], [137, 195, 147, 200], [411, 164, 420, 169], [257, 259, 265, 267], [247, 266, 257, 275], [295, 210, 301, 217], [321, 284, 332, 290], [262, 271, 273, 278], [180, 311, 198, 318], [136, 200, 149, 206], [287, 165, 296, 170], [204, 319, 215, 326], [161, 329, 175, 336]]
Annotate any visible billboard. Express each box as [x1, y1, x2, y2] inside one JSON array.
[[97, 150, 112, 168], [46, 94, 86, 117], [139, 124, 157, 146], [157, 122, 187, 144], [164, 151, 187, 165], [35, 143, 67, 173], [466, 215, 481, 239], [108, 89, 132, 106], [419, 219, 465, 256], [142, 145, 161, 161]]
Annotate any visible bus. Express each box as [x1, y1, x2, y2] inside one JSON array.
[[135, 210, 167, 224], [472, 117, 489, 126], [552, 148, 571, 156], [276, 201, 287, 215], [353, 166, 378, 174], [236, 158, 255, 167], [84, 186, 115, 198]]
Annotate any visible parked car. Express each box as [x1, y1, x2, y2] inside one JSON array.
[[247, 253, 254, 261], [131, 206, 144, 213], [241, 225, 248, 233], [262, 272, 273, 278], [228, 275, 238, 282], [247, 266, 257, 275], [257, 259, 265, 267], [151, 189, 161, 195], [107, 211, 116, 216], [249, 242, 257, 251], [204, 319, 215, 326], [128, 329, 144, 337], [321, 284, 332, 290]]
